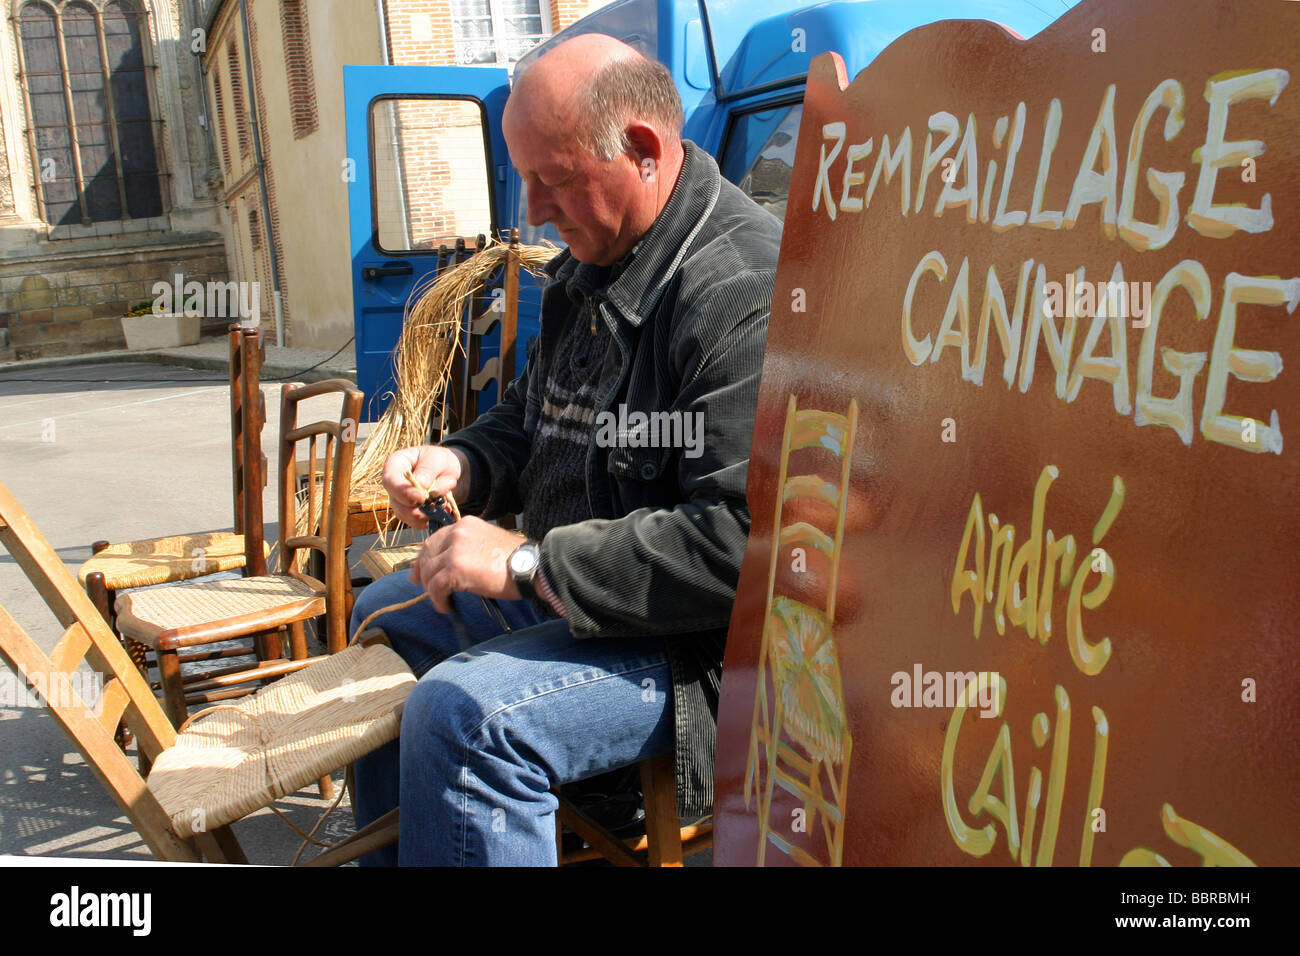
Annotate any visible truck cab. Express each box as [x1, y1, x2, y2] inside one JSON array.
[[346, 0, 1073, 419]]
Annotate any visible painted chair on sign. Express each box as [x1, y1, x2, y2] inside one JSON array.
[[77, 326, 274, 754], [111, 380, 364, 768], [744, 395, 858, 866], [0, 479, 409, 865]]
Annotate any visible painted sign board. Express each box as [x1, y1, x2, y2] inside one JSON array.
[[714, 0, 1300, 866]]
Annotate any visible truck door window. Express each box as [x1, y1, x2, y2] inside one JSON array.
[[371, 97, 494, 254], [720, 103, 803, 222]]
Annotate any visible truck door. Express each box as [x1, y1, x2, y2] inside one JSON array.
[[344, 65, 536, 422]]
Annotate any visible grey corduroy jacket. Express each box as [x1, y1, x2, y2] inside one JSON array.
[[442, 140, 782, 816]]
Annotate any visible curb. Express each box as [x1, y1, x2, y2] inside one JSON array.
[[0, 346, 356, 385]]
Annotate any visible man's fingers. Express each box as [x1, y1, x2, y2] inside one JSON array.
[[426, 568, 457, 614], [411, 536, 455, 613], [408, 467, 441, 500]]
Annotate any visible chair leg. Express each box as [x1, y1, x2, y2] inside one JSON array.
[[302, 808, 399, 867], [86, 571, 134, 752], [156, 646, 188, 731], [125, 636, 155, 774], [640, 753, 683, 867], [254, 627, 281, 662], [195, 825, 249, 864], [288, 620, 308, 660]]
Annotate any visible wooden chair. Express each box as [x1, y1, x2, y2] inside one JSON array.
[[0, 478, 408, 865], [78, 326, 274, 751], [555, 755, 713, 866], [112, 380, 364, 739]]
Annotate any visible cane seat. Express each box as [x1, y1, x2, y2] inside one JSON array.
[[360, 542, 423, 580], [115, 574, 324, 648], [78, 532, 268, 591], [148, 640, 415, 839]]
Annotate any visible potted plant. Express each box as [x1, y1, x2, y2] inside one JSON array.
[[120, 300, 202, 350]]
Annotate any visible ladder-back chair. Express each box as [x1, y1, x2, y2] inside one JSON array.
[[78, 326, 273, 753], [0, 480, 410, 864], [112, 380, 364, 736]]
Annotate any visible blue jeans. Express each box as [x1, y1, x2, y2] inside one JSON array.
[[349, 570, 675, 865]]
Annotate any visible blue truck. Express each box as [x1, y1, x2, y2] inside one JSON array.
[[345, 0, 1076, 420]]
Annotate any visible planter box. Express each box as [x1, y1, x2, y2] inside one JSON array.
[[121, 312, 201, 350]]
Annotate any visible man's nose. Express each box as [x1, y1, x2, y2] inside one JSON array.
[[525, 181, 553, 228]]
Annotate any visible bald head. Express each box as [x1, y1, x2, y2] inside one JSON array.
[[508, 35, 683, 160], [503, 35, 686, 265], [509, 34, 642, 121]]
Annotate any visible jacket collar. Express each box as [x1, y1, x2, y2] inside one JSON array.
[[542, 140, 721, 328]]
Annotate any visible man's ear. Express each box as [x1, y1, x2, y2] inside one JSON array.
[[624, 121, 665, 182]]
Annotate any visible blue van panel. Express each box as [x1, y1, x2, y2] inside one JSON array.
[[717, 0, 1073, 99]]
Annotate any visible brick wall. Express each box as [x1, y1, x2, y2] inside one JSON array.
[[549, 0, 595, 31], [380, 0, 602, 249], [280, 0, 319, 139], [386, 4, 458, 65]]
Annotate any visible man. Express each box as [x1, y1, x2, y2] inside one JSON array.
[[351, 33, 782, 865]]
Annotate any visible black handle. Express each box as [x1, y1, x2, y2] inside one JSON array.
[[362, 264, 414, 280]]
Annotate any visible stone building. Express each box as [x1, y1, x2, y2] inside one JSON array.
[[196, 0, 611, 352], [0, 0, 229, 362]]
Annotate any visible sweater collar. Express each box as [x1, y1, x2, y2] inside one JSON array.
[[543, 140, 721, 328]]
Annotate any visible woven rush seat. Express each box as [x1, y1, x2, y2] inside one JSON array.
[[78, 532, 269, 590], [147, 641, 416, 839], [349, 482, 390, 512], [360, 542, 423, 580], [768, 595, 848, 765], [115, 574, 323, 648], [296, 471, 388, 509]]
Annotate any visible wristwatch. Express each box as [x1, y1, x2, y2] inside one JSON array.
[[508, 539, 544, 607]]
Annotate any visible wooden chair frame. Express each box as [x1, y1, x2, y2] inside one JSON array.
[[0, 479, 399, 864], [276, 378, 364, 655], [554, 754, 712, 867], [82, 326, 272, 755], [112, 380, 362, 732]]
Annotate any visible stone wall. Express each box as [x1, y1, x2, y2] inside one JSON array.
[[0, 0, 229, 363], [0, 240, 229, 362]]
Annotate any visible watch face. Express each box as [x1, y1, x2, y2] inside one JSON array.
[[509, 545, 539, 576]]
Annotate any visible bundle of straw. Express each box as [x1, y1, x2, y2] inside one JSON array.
[[350, 236, 558, 488], [291, 236, 557, 549]]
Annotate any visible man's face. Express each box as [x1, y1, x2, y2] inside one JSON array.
[[504, 108, 642, 266]]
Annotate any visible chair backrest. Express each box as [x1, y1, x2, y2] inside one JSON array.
[[461, 228, 523, 428], [229, 325, 268, 574], [277, 379, 364, 653], [0, 482, 198, 861], [768, 396, 859, 620]]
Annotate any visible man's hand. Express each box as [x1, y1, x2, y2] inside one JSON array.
[[382, 445, 470, 528], [409, 516, 525, 613]]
